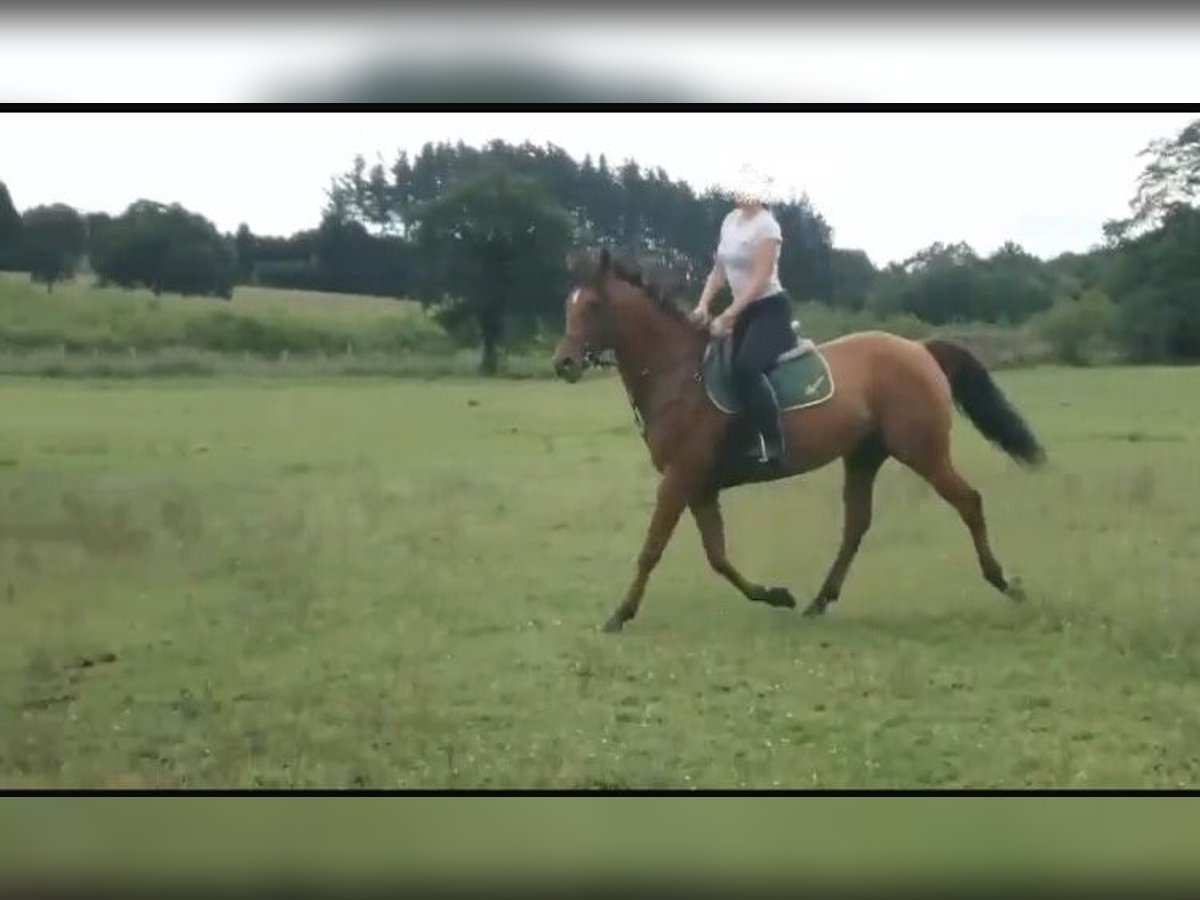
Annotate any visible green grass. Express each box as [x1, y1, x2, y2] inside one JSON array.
[[1, 365, 1199, 789], [0, 270, 426, 323], [0, 271, 463, 366], [0, 272, 561, 378]]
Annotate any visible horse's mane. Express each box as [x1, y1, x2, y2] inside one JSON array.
[[608, 256, 706, 336]]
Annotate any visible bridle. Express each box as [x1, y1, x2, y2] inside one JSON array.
[[583, 346, 617, 369], [577, 279, 618, 371]]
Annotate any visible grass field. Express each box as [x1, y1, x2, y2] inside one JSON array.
[[1, 363, 1199, 789], [0, 272, 504, 378], [0, 271, 426, 321]]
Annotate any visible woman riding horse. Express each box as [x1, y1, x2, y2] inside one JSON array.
[[692, 164, 796, 463], [552, 246, 1045, 633]]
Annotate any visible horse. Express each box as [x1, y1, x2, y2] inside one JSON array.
[[551, 248, 1046, 633]]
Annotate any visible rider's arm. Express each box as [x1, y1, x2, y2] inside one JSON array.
[[694, 255, 727, 315]]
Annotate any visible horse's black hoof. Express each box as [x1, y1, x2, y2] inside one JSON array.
[[762, 587, 797, 609], [802, 599, 828, 617], [601, 615, 625, 634], [1005, 577, 1027, 603]]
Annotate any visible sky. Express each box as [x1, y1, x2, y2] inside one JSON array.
[[1, 9, 1198, 266]]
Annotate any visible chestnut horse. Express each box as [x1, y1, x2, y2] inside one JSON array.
[[551, 249, 1046, 633]]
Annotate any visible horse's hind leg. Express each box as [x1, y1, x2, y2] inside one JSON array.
[[804, 436, 888, 616], [918, 454, 1023, 601], [691, 496, 796, 609]]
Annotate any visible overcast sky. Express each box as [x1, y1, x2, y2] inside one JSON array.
[[1, 9, 1197, 265]]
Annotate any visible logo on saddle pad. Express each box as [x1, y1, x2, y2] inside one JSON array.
[[702, 337, 836, 415]]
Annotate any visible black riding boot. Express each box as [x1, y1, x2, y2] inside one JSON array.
[[742, 372, 785, 463]]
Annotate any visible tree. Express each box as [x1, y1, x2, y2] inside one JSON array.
[[830, 248, 877, 310], [91, 200, 235, 299], [774, 195, 834, 303], [20, 204, 85, 291], [0, 180, 20, 270], [977, 242, 1054, 323], [307, 211, 413, 297], [860, 241, 1055, 326], [1097, 118, 1200, 362], [328, 139, 836, 310], [83, 212, 113, 275], [869, 242, 981, 324], [1106, 117, 1200, 241], [234, 223, 256, 283], [1106, 204, 1200, 361], [1043, 247, 1118, 301], [412, 166, 575, 375]]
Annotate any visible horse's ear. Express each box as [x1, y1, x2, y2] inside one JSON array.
[[565, 249, 586, 280], [597, 247, 612, 277], [566, 248, 607, 284]]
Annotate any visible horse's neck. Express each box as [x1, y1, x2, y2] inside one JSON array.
[[611, 300, 705, 425]]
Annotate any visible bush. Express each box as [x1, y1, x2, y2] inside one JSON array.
[[1031, 290, 1121, 366], [791, 301, 933, 342]]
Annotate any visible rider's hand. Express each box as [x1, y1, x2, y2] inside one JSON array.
[[710, 310, 736, 338], [690, 305, 712, 326]]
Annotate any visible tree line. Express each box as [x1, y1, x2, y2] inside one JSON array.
[[1, 119, 1197, 372]]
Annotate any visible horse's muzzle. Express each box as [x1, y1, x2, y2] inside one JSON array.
[[553, 354, 583, 383]]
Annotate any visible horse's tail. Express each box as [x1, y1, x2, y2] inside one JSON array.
[[923, 338, 1046, 468]]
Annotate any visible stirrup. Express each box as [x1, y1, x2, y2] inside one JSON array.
[[747, 432, 783, 463]]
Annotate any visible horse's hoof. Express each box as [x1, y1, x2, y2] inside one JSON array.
[[1006, 577, 1027, 603], [601, 616, 625, 634], [802, 599, 827, 617], [762, 587, 797, 609]]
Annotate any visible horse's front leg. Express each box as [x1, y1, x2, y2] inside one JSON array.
[[602, 466, 691, 633]]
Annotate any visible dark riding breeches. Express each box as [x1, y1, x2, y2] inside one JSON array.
[[730, 292, 795, 455]]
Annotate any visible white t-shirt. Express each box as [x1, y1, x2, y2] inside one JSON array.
[[716, 207, 784, 303]]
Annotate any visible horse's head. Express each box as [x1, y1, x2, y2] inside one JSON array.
[[552, 247, 617, 383], [553, 247, 704, 383]]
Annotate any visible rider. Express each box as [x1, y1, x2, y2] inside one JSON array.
[[691, 164, 796, 463]]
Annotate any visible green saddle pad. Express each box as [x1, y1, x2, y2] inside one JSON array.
[[702, 337, 835, 415]]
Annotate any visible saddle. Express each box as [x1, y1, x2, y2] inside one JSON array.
[[701, 332, 834, 416]]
